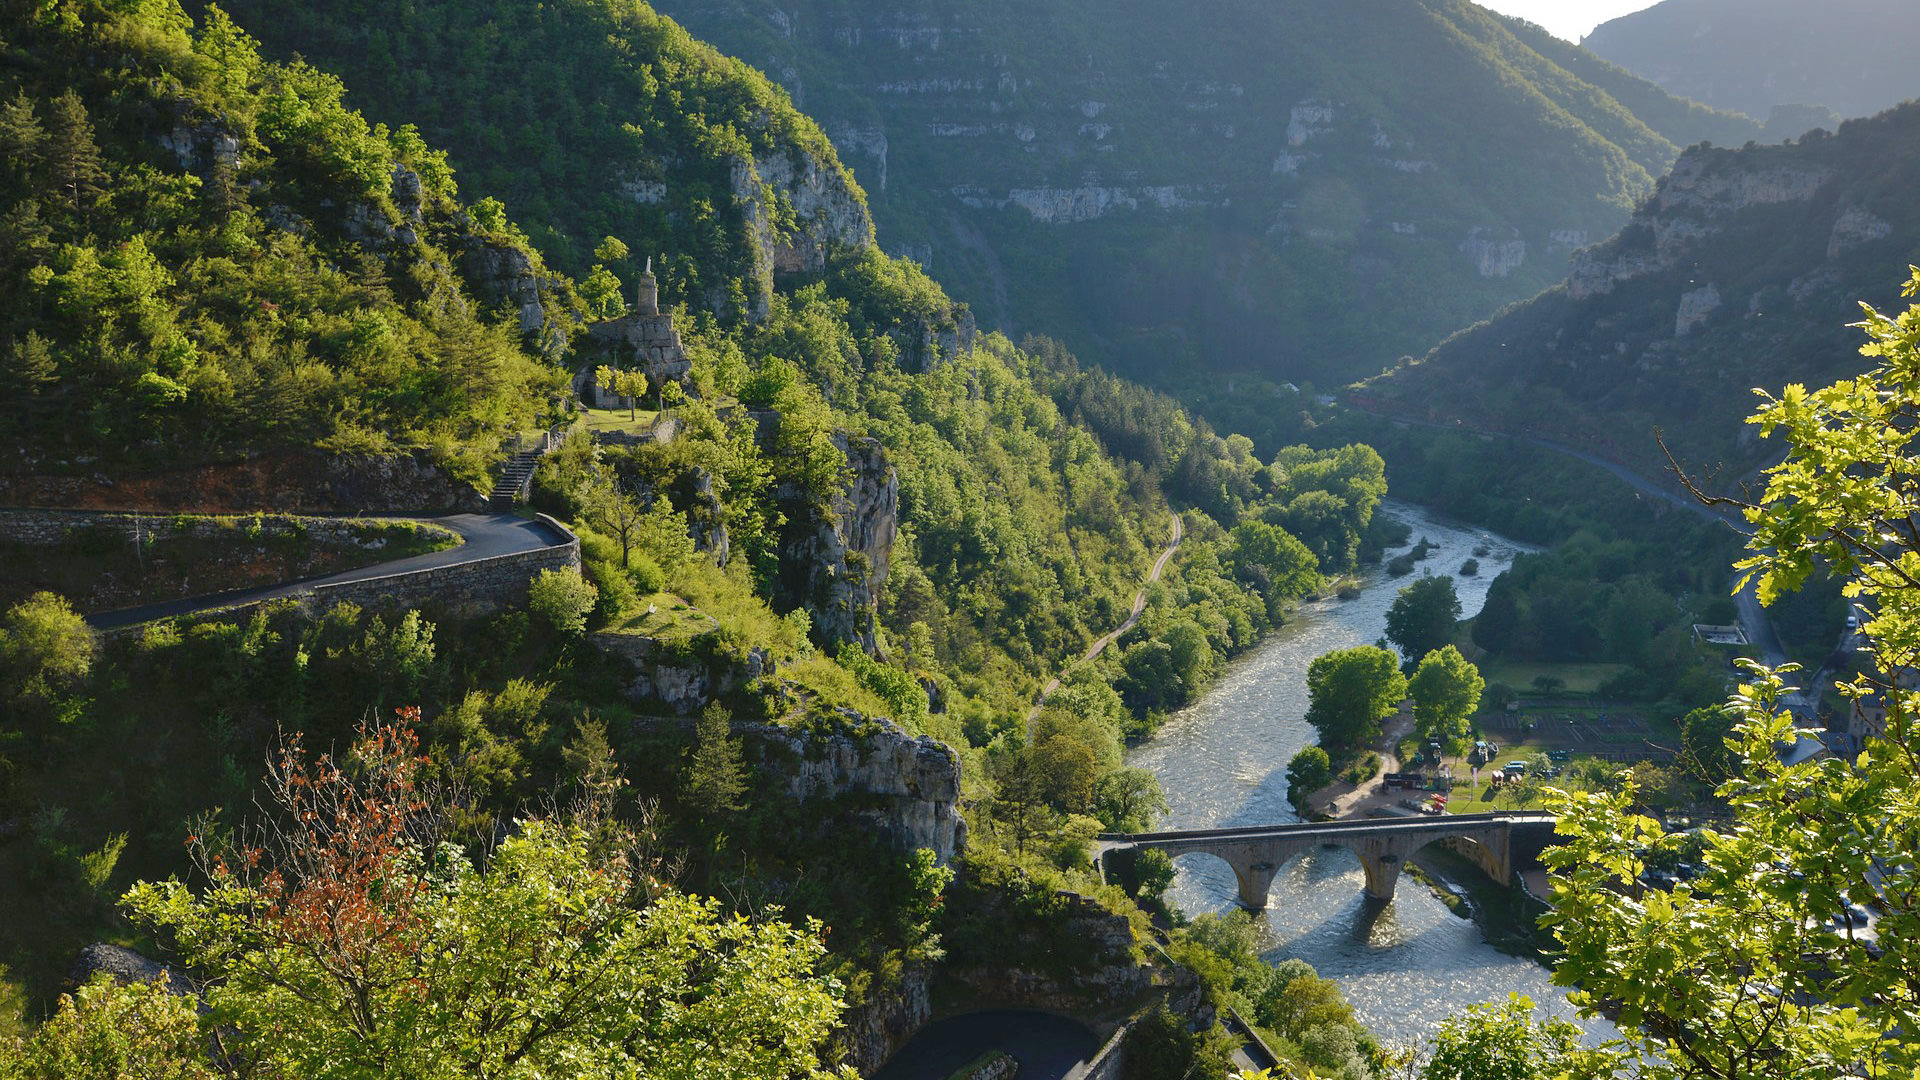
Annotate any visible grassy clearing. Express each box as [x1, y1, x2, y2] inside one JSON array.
[[578, 406, 663, 435], [1479, 659, 1631, 696], [608, 593, 718, 642], [779, 656, 895, 721]]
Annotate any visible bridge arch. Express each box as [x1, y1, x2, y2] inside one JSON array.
[[1406, 832, 1509, 887], [1099, 813, 1550, 906]]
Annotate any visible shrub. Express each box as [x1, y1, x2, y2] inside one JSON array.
[[528, 568, 598, 636], [627, 551, 666, 595]]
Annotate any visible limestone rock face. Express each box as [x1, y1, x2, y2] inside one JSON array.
[[776, 432, 898, 654], [583, 304, 695, 396], [761, 716, 965, 862], [1569, 145, 1834, 301], [729, 149, 875, 317], [460, 241, 569, 358], [1829, 206, 1893, 260], [841, 966, 933, 1075], [948, 891, 1154, 1012], [1674, 283, 1722, 336], [1460, 228, 1527, 278]]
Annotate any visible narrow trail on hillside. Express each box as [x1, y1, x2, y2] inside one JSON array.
[[1028, 512, 1184, 723]]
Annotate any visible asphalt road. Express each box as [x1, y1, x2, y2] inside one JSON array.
[[84, 513, 568, 630]]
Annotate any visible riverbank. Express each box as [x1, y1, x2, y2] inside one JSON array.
[[1130, 501, 1609, 1044], [1405, 847, 1553, 962]]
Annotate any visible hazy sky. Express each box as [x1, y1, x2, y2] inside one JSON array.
[[1476, 0, 1663, 42]]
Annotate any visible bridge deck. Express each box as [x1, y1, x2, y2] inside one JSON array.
[[1099, 812, 1555, 848]]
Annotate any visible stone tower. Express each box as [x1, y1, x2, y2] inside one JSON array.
[[635, 256, 659, 317]]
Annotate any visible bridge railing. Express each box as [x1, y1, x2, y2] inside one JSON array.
[[1099, 810, 1557, 845]]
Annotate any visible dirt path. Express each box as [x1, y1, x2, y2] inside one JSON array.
[[1028, 512, 1184, 723], [1320, 706, 1418, 818]]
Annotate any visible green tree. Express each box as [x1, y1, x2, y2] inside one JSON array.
[[1286, 746, 1333, 814], [684, 702, 746, 816], [1386, 575, 1462, 667], [43, 91, 102, 210], [595, 364, 650, 421], [1230, 519, 1323, 600], [1304, 646, 1406, 750], [1408, 646, 1485, 754], [0, 591, 94, 703], [2, 975, 214, 1080], [1677, 704, 1738, 783], [580, 464, 646, 569], [528, 567, 598, 635], [1542, 270, 1920, 1079], [116, 720, 850, 1079], [1422, 994, 1602, 1080], [1092, 767, 1168, 832], [658, 377, 686, 416]]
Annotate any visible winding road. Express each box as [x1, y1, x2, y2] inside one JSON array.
[[83, 513, 569, 630], [1028, 512, 1184, 722]]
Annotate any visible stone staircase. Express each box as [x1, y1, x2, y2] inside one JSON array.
[[488, 429, 567, 511]]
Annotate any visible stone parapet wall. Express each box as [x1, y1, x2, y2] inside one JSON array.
[[309, 514, 577, 616], [97, 516, 578, 634]]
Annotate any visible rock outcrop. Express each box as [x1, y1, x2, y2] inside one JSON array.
[[583, 263, 696, 397], [69, 943, 191, 995], [775, 432, 899, 654], [761, 715, 964, 862], [1569, 145, 1835, 301], [729, 149, 875, 318], [460, 240, 572, 359]]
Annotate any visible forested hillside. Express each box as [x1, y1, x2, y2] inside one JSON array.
[[1362, 102, 1920, 483], [1584, 0, 1920, 123], [0, 1, 578, 482], [0, 4, 1393, 1070], [362, 0, 1768, 437]]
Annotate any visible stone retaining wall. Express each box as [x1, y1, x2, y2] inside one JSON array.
[[99, 515, 578, 632], [310, 516, 577, 616]]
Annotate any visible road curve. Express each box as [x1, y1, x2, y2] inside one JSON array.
[[1028, 512, 1184, 723], [84, 513, 569, 630]]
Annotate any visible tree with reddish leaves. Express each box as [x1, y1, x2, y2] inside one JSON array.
[[115, 709, 852, 1079]]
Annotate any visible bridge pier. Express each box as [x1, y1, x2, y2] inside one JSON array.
[[1358, 852, 1402, 901], [1099, 812, 1553, 908], [1232, 861, 1278, 910]]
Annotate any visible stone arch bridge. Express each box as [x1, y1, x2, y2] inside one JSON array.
[[1098, 812, 1559, 908]]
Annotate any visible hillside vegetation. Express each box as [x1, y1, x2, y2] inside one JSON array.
[[577, 0, 1761, 428], [1361, 102, 1920, 483], [0, 6, 1397, 1069], [1584, 0, 1920, 122], [0, 0, 581, 483]]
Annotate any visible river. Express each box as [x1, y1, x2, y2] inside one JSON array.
[[1128, 500, 1615, 1047]]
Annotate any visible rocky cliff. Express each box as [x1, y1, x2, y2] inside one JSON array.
[[651, 0, 1755, 393], [218, 0, 878, 327], [759, 716, 965, 862], [776, 432, 899, 654], [1364, 103, 1920, 478]]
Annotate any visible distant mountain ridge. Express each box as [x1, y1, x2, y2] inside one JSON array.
[[1360, 102, 1920, 483], [1583, 0, 1920, 122], [635, 0, 1756, 406]]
